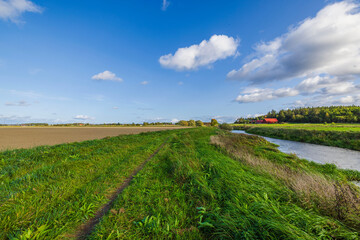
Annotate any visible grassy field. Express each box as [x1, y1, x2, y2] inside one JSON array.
[[233, 123, 360, 132], [1, 128, 360, 239], [0, 126, 185, 150]]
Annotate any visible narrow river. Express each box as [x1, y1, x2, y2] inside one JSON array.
[[232, 130, 360, 172]]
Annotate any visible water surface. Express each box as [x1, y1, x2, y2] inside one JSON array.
[[232, 130, 360, 171]]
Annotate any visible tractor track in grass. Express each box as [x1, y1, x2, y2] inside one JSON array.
[[74, 138, 170, 239]]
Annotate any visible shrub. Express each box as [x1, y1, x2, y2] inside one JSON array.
[[211, 119, 219, 126], [178, 120, 189, 126], [188, 120, 196, 127], [195, 120, 204, 127], [219, 123, 233, 131]]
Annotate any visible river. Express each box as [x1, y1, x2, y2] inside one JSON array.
[[232, 130, 360, 172]]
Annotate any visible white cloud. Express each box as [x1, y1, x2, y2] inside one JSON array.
[[235, 87, 299, 103], [338, 95, 355, 104], [162, 0, 169, 11], [228, 1, 360, 83], [178, 81, 184, 85], [235, 75, 360, 103], [246, 113, 265, 118], [171, 118, 179, 124], [212, 115, 238, 123], [5, 100, 30, 106], [92, 70, 123, 82], [160, 34, 239, 71], [0, 0, 42, 23], [141, 81, 149, 85], [293, 94, 360, 107], [73, 115, 94, 120]]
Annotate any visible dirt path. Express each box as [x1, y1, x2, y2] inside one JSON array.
[[74, 138, 169, 239]]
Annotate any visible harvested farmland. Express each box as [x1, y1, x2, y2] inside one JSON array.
[[0, 126, 185, 150], [1, 128, 360, 239]]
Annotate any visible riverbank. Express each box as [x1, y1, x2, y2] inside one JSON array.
[[242, 126, 360, 151], [2, 128, 360, 239]]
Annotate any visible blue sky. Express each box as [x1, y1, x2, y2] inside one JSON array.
[[0, 0, 359, 124]]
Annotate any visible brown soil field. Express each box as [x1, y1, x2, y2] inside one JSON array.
[[0, 126, 186, 150]]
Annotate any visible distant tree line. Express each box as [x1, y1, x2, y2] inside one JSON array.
[[175, 119, 219, 126], [3, 119, 223, 127], [235, 106, 360, 123]]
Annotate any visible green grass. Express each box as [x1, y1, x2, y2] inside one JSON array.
[[1, 128, 360, 239], [232, 123, 360, 132], [89, 128, 360, 239], [0, 130, 175, 239]]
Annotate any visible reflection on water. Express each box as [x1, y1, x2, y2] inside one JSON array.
[[232, 130, 360, 171]]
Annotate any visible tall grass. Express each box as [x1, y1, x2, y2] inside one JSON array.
[[0, 130, 174, 239], [89, 128, 359, 239]]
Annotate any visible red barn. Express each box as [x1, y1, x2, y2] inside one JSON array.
[[263, 118, 278, 123], [256, 118, 278, 124]]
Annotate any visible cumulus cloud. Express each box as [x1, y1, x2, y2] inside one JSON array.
[[228, 1, 360, 83], [92, 70, 123, 82], [231, 1, 360, 106], [160, 34, 239, 71], [235, 75, 360, 103], [293, 94, 360, 107], [0, 0, 42, 23], [73, 115, 94, 120], [338, 95, 355, 104], [171, 118, 179, 124], [162, 0, 169, 11], [235, 87, 299, 103], [5, 100, 30, 106]]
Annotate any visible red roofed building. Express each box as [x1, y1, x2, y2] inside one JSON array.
[[256, 118, 278, 124], [263, 118, 278, 123]]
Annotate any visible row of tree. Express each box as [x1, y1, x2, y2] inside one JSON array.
[[235, 106, 360, 123], [176, 119, 219, 126]]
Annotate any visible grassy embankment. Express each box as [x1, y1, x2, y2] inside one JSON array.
[[1, 128, 360, 239], [233, 123, 360, 151]]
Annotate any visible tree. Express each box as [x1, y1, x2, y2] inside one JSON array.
[[188, 120, 196, 126], [178, 120, 189, 126], [211, 119, 219, 126], [278, 111, 286, 122], [195, 120, 204, 127]]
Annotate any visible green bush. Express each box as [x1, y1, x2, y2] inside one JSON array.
[[196, 120, 204, 127], [219, 123, 233, 131]]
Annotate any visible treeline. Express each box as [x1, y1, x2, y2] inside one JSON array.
[[236, 106, 360, 123], [175, 119, 219, 126]]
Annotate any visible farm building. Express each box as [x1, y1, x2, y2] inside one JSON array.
[[256, 118, 278, 124]]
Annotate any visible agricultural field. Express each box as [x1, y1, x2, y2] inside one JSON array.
[[0, 126, 185, 150], [1, 128, 360, 239]]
